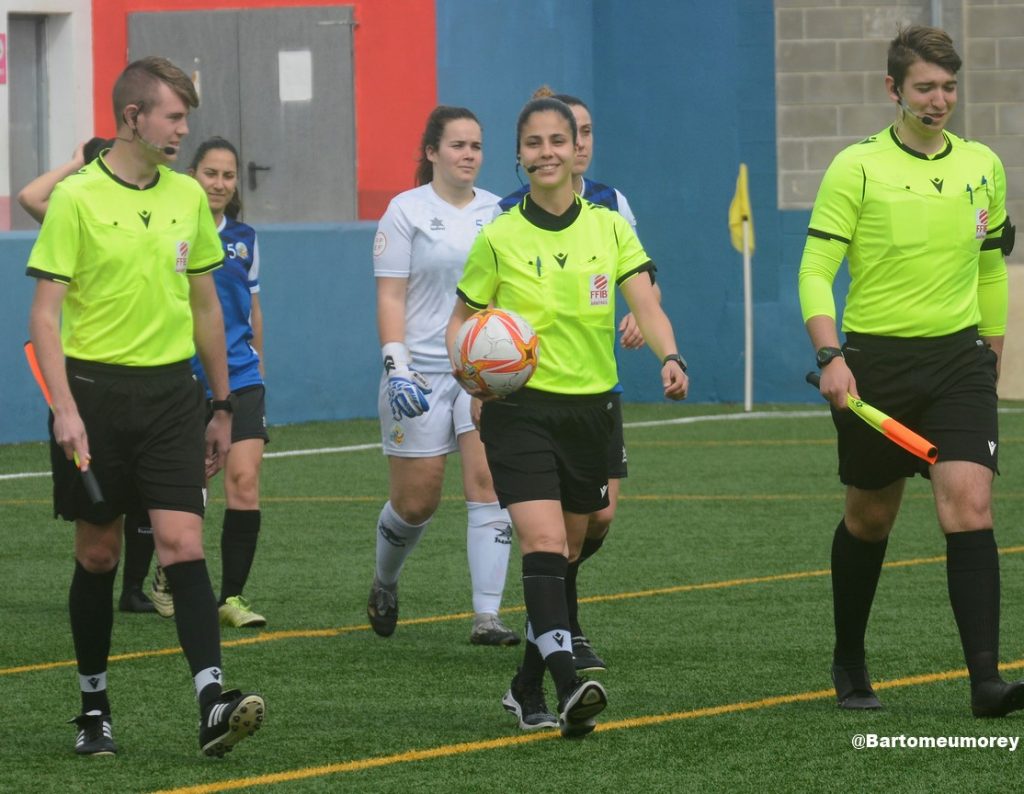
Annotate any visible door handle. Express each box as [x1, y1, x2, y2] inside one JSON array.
[[247, 161, 272, 191]]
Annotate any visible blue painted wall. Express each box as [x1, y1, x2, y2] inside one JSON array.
[[1, 225, 381, 444], [436, 0, 831, 406], [1, 1, 847, 444]]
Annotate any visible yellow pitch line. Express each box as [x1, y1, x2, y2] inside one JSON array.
[[151, 657, 1024, 794], [6, 546, 1024, 678]]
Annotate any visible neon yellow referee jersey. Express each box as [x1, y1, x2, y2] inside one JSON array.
[[798, 127, 1010, 337], [26, 157, 224, 366], [457, 194, 652, 394]]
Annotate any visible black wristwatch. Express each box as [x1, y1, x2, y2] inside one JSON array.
[[662, 353, 688, 372], [210, 397, 234, 414], [816, 346, 844, 369]]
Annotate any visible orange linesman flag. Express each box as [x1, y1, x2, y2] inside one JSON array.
[[729, 163, 755, 254]]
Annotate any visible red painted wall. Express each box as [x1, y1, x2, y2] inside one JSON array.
[[92, 0, 436, 219]]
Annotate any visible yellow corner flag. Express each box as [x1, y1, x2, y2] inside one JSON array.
[[729, 163, 755, 254]]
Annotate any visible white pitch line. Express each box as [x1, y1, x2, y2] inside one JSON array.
[[3, 407, 1023, 481], [264, 442, 382, 459]]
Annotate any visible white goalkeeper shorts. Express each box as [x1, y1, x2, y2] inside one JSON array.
[[378, 370, 477, 457]]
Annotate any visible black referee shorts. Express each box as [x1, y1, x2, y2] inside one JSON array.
[[607, 392, 628, 479], [834, 327, 999, 490], [480, 388, 615, 514], [207, 384, 269, 444], [51, 358, 207, 524]]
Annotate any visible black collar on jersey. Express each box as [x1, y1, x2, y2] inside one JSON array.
[[889, 125, 952, 161], [520, 193, 582, 231], [96, 154, 161, 191]]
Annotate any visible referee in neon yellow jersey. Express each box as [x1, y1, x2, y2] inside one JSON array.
[[799, 26, 1020, 717], [447, 97, 687, 739], [26, 56, 263, 757]]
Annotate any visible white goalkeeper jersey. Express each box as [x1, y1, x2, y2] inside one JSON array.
[[373, 183, 499, 373]]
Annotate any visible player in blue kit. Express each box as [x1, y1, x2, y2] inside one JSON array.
[[143, 137, 270, 629]]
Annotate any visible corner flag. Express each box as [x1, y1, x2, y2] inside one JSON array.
[[729, 163, 755, 254]]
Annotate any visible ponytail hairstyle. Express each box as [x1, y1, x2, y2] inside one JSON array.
[[415, 105, 480, 186], [190, 136, 242, 219], [532, 84, 589, 114]]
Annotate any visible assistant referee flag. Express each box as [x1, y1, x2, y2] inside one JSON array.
[[729, 163, 755, 254]]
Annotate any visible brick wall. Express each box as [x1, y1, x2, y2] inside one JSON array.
[[775, 0, 1023, 266], [776, 0, 1024, 394]]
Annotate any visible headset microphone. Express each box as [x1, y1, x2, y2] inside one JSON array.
[[140, 136, 178, 156], [895, 90, 934, 126], [902, 99, 934, 125]]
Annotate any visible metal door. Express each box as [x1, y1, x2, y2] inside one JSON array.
[[9, 14, 48, 230], [128, 6, 356, 224], [128, 10, 240, 173]]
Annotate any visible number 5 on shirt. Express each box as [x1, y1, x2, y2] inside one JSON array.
[[805, 371, 938, 465]]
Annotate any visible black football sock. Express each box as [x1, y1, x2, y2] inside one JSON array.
[[519, 623, 546, 685], [566, 535, 606, 636], [69, 560, 116, 714], [121, 511, 155, 593], [162, 559, 223, 710], [521, 551, 577, 701], [946, 529, 1001, 687], [220, 509, 261, 602], [831, 518, 888, 670]]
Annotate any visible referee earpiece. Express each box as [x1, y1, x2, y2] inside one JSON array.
[[894, 87, 934, 126]]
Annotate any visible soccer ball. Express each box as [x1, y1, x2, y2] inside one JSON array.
[[454, 309, 539, 397]]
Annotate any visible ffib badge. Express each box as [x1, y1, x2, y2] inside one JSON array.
[[175, 241, 190, 273]]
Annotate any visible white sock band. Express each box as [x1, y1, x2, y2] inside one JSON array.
[[194, 666, 223, 699], [79, 671, 107, 693], [534, 627, 573, 659]]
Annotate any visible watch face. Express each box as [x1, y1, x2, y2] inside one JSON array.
[[817, 348, 841, 367]]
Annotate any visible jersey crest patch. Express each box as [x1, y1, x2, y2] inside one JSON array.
[[373, 231, 387, 257], [976, 208, 989, 240], [590, 274, 610, 306], [175, 241, 190, 273]]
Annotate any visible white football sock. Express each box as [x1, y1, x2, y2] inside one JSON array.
[[375, 500, 429, 586], [466, 500, 513, 614]]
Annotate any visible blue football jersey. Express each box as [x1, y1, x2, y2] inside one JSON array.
[[192, 216, 263, 395]]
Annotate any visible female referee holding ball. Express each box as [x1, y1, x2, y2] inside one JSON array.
[[447, 97, 688, 738]]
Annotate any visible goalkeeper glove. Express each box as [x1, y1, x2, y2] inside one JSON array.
[[383, 342, 432, 421]]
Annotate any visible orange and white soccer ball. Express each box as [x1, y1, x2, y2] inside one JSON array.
[[454, 309, 539, 397]]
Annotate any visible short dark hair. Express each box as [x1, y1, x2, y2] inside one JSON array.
[[887, 26, 961, 88], [190, 136, 243, 220], [415, 106, 480, 186], [515, 97, 578, 154], [112, 56, 199, 128], [83, 137, 113, 164]]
